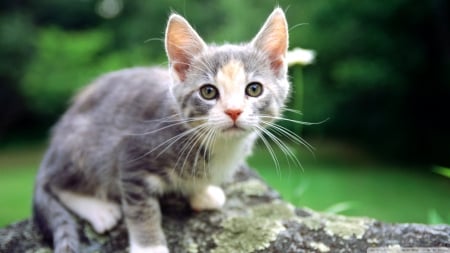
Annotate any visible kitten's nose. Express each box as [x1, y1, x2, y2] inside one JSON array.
[[225, 109, 242, 122]]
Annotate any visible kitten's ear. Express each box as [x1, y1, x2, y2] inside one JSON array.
[[251, 8, 289, 76], [165, 14, 206, 82]]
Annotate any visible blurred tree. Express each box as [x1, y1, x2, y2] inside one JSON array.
[[30, 0, 101, 29], [288, 0, 450, 165], [0, 11, 37, 140], [21, 28, 152, 117]]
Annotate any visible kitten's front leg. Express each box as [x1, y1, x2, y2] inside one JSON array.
[[121, 176, 169, 253], [189, 185, 226, 211]]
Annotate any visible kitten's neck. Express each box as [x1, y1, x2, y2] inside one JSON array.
[[207, 132, 258, 184]]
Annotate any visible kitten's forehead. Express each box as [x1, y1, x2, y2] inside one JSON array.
[[219, 58, 244, 78], [201, 45, 268, 76], [216, 60, 246, 93]]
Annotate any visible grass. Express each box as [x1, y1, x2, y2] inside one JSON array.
[[0, 142, 449, 227], [249, 145, 450, 224], [0, 144, 42, 227]]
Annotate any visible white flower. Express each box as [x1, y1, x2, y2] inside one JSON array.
[[286, 47, 316, 66]]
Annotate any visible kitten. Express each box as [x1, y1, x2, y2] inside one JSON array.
[[33, 8, 290, 253]]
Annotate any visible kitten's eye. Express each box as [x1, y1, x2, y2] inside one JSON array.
[[199, 84, 219, 100], [245, 82, 263, 97]]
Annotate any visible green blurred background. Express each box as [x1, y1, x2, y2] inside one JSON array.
[[1, 0, 449, 227]]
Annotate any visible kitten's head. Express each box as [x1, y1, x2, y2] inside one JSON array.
[[165, 8, 289, 138]]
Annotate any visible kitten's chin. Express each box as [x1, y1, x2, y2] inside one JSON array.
[[220, 125, 250, 138]]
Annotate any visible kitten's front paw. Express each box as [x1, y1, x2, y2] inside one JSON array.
[[130, 244, 169, 253], [190, 185, 226, 211], [57, 191, 122, 234], [88, 201, 122, 233]]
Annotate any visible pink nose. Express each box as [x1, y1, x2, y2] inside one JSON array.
[[225, 109, 242, 122]]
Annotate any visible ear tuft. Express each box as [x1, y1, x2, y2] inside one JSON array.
[[251, 8, 289, 75], [165, 14, 206, 82]]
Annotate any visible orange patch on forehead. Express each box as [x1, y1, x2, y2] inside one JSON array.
[[220, 60, 244, 79], [216, 60, 246, 93], [215, 60, 247, 109]]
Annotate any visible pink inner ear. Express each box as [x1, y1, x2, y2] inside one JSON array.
[[271, 58, 284, 73], [166, 15, 206, 82], [252, 10, 288, 75], [173, 63, 189, 81], [263, 33, 287, 75]]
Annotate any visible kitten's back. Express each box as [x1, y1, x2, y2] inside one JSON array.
[[42, 67, 176, 194], [71, 67, 173, 126]]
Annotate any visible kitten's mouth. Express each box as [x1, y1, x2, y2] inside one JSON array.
[[222, 125, 247, 133]]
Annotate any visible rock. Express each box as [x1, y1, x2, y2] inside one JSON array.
[[1, 166, 449, 253]]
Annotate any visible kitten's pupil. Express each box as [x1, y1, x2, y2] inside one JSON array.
[[200, 84, 219, 100], [245, 82, 263, 97]]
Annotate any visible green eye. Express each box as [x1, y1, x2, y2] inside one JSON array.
[[245, 82, 263, 97], [200, 84, 219, 100]]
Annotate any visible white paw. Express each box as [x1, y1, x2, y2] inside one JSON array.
[[190, 185, 226, 211], [87, 201, 122, 233], [130, 244, 169, 253], [57, 191, 122, 234]]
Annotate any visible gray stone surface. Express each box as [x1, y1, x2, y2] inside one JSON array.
[[1, 166, 449, 253]]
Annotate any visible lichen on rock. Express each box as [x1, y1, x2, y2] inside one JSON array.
[[309, 241, 331, 252], [251, 201, 296, 220], [225, 178, 269, 197], [212, 201, 297, 253], [322, 213, 373, 239], [296, 208, 373, 240], [212, 217, 284, 253], [185, 241, 199, 253]]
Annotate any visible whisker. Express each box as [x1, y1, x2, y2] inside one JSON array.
[[261, 120, 315, 157], [137, 114, 181, 123], [198, 126, 216, 178], [127, 124, 205, 164], [282, 108, 303, 116], [125, 116, 208, 136], [260, 115, 329, 126], [172, 129, 200, 177], [160, 124, 207, 160], [144, 37, 164, 44], [178, 125, 210, 177], [253, 128, 281, 176], [255, 125, 304, 172], [288, 22, 309, 32]]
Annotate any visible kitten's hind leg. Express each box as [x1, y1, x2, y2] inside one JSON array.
[[57, 191, 122, 234], [189, 185, 226, 211]]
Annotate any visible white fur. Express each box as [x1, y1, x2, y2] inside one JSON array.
[[209, 132, 258, 184], [145, 175, 166, 194], [189, 185, 226, 211], [130, 244, 169, 253], [215, 60, 247, 110], [57, 191, 121, 233]]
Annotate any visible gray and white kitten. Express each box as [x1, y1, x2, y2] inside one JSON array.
[[33, 8, 290, 253]]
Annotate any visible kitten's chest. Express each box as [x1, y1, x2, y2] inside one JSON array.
[[206, 133, 257, 184], [166, 132, 258, 194]]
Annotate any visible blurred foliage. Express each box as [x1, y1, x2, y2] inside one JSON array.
[[0, 11, 36, 135], [22, 28, 150, 115], [427, 209, 450, 225], [0, 12, 35, 84], [433, 166, 450, 178], [0, 0, 449, 165]]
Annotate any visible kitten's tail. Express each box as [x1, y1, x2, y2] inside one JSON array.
[[33, 178, 79, 253]]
